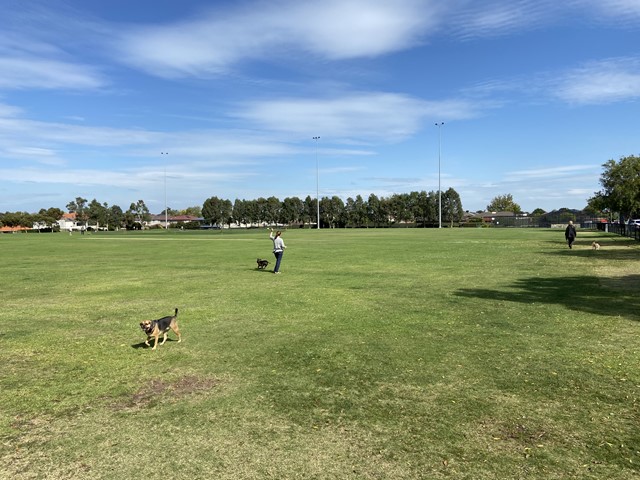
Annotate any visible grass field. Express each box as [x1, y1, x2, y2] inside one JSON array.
[[1, 227, 639, 479]]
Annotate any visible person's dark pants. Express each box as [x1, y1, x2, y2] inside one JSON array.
[[273, 251, 283, 272], [567, 237, 575, 249]]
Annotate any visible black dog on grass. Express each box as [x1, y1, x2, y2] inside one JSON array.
[[257, 258, 270, 269]]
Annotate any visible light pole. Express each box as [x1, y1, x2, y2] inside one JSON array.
[[313, 136, 320, 229], [435, 123, 444, 229], [161, 152, 168, 229]]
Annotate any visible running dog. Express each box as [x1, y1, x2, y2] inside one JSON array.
[[592, 241, 600, 250], [140, 308, 181, 350], [257, 258, 270, 269]]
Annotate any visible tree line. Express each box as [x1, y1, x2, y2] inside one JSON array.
[[203, 188, 464, 228], [2, 154, 636, 230], [0, 189, 464, 230]]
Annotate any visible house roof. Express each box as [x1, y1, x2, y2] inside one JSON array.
[[0, 226, 29, 232], [150, 214, 204, 222]]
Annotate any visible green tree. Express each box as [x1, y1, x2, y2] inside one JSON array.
[[107, 205, 124, 230], [442, 188, 464, 227], [588, 154, 640, 221], [303, 195, 317, 228], [127, 200, 150, 229], [265, 196, 281, 225], [387, 193, 412, 224], [202, 196, 232, 227], [320, 196, 345, 228], [179, 206, 202, 217], [38, 207, 64, 229], [486, 194, 521, 213], [280, 197, 304, 225], [412, 191, 437, 227], [87, 199, 108, 228], [66, 197, 88, 225]]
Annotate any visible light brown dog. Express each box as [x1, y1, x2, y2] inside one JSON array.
[[140, 308, 181, 350], [592, 241, 600, 250]]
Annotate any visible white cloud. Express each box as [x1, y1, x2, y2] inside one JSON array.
[[234, 93, 485, 142], [578, 0, 640, 19], [0, 57, 105, 90], [554, 58, 640, 104], [505, 165, 601, 180], [448, 0, 568, 38], [0, 116, 160, 148], [114, 0, 440, 77]]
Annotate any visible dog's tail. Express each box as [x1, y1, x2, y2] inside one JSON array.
[[174, 307, 179, 317]]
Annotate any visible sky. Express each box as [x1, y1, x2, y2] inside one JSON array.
[[1, 0, 639, 215]]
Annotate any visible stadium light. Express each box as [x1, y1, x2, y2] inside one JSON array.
[[161, 152, 168, 229], [313, 136, 321, 229], [435, 123, 444, 229]]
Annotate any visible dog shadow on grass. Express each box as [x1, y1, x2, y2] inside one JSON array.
[[454, 274, 640, 322], [131, 338, 179, 349]]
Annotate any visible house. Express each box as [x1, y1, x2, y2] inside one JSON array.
[[57, 212, 83, 231], [147, 214, 205, 228]]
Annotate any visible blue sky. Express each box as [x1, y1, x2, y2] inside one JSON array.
[[1, 0, 639, 214]]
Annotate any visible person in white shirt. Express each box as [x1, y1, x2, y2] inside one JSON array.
[[269, 228, 287, 274]]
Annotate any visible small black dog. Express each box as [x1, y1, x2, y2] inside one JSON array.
[[257, 258, 270, 269]]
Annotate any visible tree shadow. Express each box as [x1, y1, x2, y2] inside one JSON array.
[[454, 274, 639, 321], [547, 244, 640, 262], [544, 233, 639, 261]]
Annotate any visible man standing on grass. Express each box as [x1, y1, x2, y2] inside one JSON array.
[[269, 228, 287, 274], [565, 220, 577, 249]]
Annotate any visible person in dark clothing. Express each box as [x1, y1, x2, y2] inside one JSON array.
[[565, 220, 577, 249]]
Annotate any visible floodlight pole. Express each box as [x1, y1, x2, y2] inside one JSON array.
[[313, 136, 321, 229], [161, 152, 168, 229], [435, 123, 444, 229]]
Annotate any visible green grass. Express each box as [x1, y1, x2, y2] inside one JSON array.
[[1, 228, 639, 479]]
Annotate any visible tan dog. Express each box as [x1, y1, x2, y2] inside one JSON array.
[[140, 308, 181, 350], [592, 241, 600, 250]]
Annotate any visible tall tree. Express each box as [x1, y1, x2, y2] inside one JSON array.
[[589, 154, 640, 221], [128, 200, 150, 227], [38, 207, 64, 229], [281, 197, 304, 225], [66, 197, 88, 224], [486, 194, 521, 213], [202, 196, 232, 227], [108, 205, 124, 230], [303, 195, 316, 228], [87, 199, 108, 228], [442, 188, 464, 226]]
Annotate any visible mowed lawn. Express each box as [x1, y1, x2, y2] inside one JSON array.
[[1, 228, 639, 479]]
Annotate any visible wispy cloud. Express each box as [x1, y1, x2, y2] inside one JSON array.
[[234, 93, 486, 142], [0, 57, 105, 90], [449, 0, 565, 38], [504, 164, 601, 181], [552, 57, 640, 105], [0, 9, 108, 91], [114, 0, 441, 77]]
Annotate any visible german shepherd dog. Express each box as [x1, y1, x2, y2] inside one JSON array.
[[257, 258, 270, 269], [140, 308, 181, 350]]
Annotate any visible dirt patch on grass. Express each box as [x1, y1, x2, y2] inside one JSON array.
[[111, 375, 220, 410]]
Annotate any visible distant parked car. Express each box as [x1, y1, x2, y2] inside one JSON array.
[[627, 219, 640, 230]]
